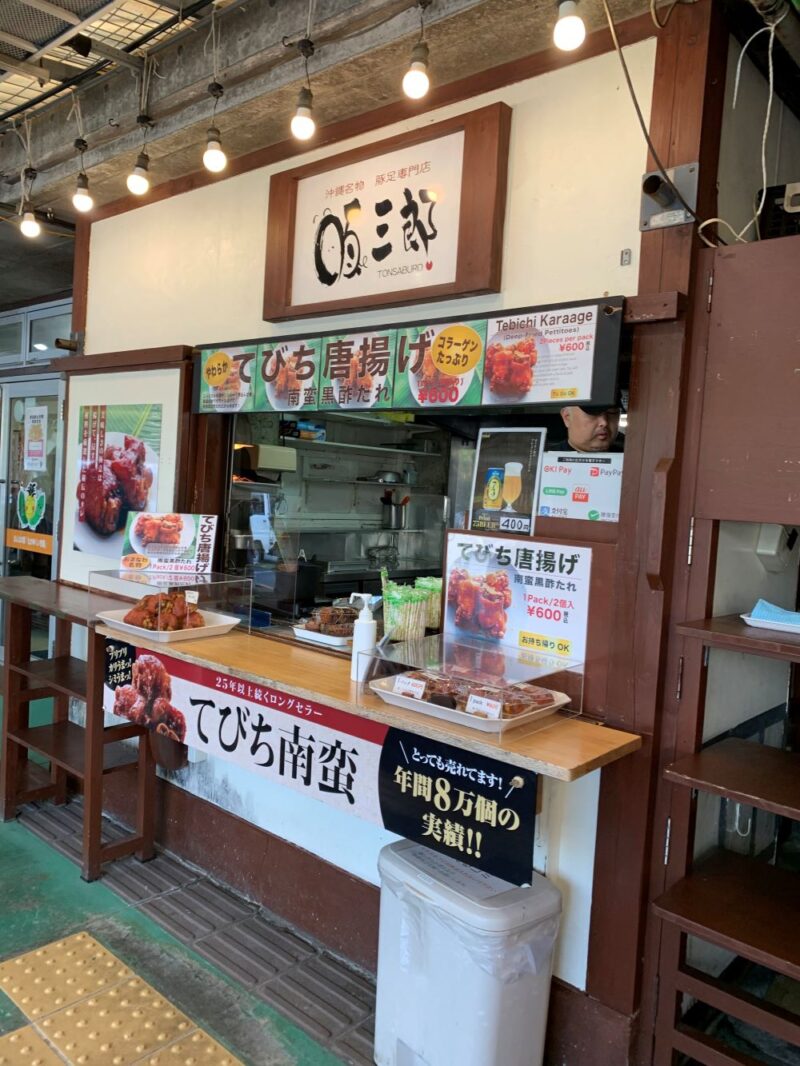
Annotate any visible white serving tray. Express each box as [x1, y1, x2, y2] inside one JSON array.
[[293, 624, 353, 648], [368, 675, 570, 734], [97, 608, 241, 642], [741, 613, 800, 635]]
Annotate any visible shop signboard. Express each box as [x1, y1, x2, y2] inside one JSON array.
[[255, 337, 322, 412], [194, 296, 623, 416], [378, 728, 536, 885], [120, 513, 218, 574], [263, 104, 511, 320], [392, 319, 486, 409], [198, 346, 257, 413], [291, 130, 465, 307], [538, 452, 623, 522], [103, 640, 536, 883], [469, 428, 546, 536], [444, 530, 591, 661], [318, 329, 396, 410]]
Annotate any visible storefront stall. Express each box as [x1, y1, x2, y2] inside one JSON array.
[[9, 2, 798, 1060]]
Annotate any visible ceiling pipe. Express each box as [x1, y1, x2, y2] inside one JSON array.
[[746, 0, 800, 67]]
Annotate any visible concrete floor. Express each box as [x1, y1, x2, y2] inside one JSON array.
[[0, 816, 355, 1066]]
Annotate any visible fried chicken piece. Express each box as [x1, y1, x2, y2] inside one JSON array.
[[132, 654, 171, 704], [112, 684, 149, 726], [151, 698, 186, 743], [476, 587, 508, 639], [485, 569, 513, 608], [80, 460, 124, 536], [157, 514, 183, 544], [454, 577, 481, 630], [134, 514, 162, 546]]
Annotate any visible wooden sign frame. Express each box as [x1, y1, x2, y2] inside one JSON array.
[[263, 102, 512, 322]]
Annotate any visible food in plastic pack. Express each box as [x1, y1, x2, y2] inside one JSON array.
[[395, 669, 559, 720], [304, 605, 358, 637]]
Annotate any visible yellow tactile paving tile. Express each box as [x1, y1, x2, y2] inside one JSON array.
[[0, 932, 133, 1019], [39, 976, 194, 1066], [142, 1029, 244, 1064], [0, 1025, 65, 1065]]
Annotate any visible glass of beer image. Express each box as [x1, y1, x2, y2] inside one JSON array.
[[502, 461, 523, 512]]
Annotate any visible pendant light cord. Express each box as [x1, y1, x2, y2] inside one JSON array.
[[204, 8, 223, 119], [14, 114, 35, 212], [68, 89, 88, 170]]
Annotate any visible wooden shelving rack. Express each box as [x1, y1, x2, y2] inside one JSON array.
[[653, 621, 800, 1062], [0, 577, 155, 881]]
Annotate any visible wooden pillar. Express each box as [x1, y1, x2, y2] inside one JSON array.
[[584, 0, 728, 1050]]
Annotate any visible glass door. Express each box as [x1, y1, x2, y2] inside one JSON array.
[[0, 378, 64, 659]]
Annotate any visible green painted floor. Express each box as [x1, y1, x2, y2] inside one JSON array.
[[0, 819, 342, 1066]]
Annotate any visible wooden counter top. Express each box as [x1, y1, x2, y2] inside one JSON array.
[[97, 626, 640, 782]]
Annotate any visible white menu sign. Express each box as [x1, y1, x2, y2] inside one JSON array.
[[291, 130, 465, 305], [538, 452, 623, 523], [444, 530, 592, 661], [482, 303, 600, 406]]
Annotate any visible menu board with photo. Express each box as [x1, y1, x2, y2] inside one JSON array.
[[469, 429, 546, 536], [393, 320, 486, 409], [482, 304, 600, 406], [444, 530, 591, 661], [198, 346, 257, 413], [318, 329, 396, 410], [120, 513, 218, 574], [255, 337, 322, 412]]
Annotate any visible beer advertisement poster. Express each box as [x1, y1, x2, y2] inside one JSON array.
[[468, 428, 546, 536]]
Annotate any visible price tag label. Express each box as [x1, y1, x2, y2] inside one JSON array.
[[394, 675, 426, 699], [498, 514, 532, 534], [203, 350, 232, 386], [185, 590, 200, 605], [466, 693, 503, 719], [430, 324, 484, 377]]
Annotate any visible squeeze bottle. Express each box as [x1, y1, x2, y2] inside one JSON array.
[[349, 592, 377, 682]]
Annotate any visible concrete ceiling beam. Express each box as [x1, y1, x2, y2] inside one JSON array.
[[0, 0, 486, 201]]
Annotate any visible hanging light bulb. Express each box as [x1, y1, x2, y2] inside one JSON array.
[[203, 126, 227, 172], [403, 40, 430, 100], [127, 151, 150, 195], [72, 172, 93, 213], [19, 205, 40, 239], [553, 0, 586, 51], [291, 85, 315, 141]]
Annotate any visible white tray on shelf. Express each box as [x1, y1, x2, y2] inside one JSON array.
[[740, 613, 800, 635], [293, 623, 353, 648], [97, 608, 241, 642], [368, 675, 570, 733]]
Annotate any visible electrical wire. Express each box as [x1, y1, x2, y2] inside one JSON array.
[[649, 0, 680, 30], [696, 8, 786, 247], [601, 0, 723, 242]]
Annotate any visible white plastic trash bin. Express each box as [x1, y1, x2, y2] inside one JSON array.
[[374, 840, 562, 1066]]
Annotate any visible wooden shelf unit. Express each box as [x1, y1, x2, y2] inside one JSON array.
[[677, 614, 800, 662], [653, 615, 800, 1063], [0, 577, 156, 881], [664, 738, 800, 822]]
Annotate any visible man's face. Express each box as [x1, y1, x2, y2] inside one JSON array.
[[561, 406, 620, 452]]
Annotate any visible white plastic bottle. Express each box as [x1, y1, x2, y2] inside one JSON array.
[[349, 593, 377, 682]]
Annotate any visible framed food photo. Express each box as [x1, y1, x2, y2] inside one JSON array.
[[59, 368, 184, 588]]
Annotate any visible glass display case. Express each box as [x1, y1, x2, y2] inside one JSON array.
[[357, 632, 583, 734], [89, 569, 252, 642], [225, 411, 452, 611]]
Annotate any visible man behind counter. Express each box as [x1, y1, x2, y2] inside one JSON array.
[[551, 404, 624, 453]]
